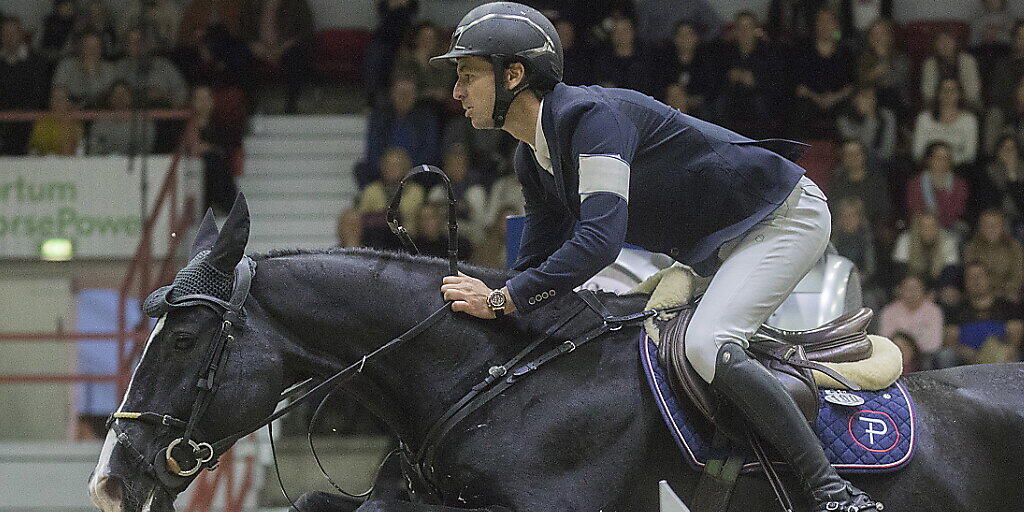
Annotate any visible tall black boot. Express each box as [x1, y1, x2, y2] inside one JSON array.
[[711, 342, 884, 512]]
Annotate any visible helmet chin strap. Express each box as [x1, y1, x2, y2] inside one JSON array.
[[490, 56, 528, 129]]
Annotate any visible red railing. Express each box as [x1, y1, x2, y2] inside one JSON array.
[[0, 108, 260, 511], [0, 108, 194, 394]]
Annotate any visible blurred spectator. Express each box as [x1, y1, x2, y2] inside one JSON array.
[[362, 77, 441, 187], [947, 262, 1023, 364], [39, 0, 77, 62], [889, 331, 921, 374], [652, 20, 716, 113], [554, 17, 591, 86], [467, 165, 525, 268], [472, 205, 521, 269], [591, 16, 653, 95], [963, 209, 1024, 302], [879, 274, 944, 370], [73, 1, 119, 59], [988, 21, 1024, 112], [836, 87, 897, 161], [0, 17, 49, 155], [338, 147, 425, 249], [827, 139, 891, 229], [427, 144, 488, 245], [53, 32, 118, 108], [906, 141, 969, 230], [892, 213, 960, 282], [27, 86, 83, 156], [391, 22, 454, 106], [982, 134, 1024, 232], [855, 18, 911, 118], [115, 27, 189, 108], [970, 0, 1014, 47], [634, 0, 723, 44], [412, 202, 473, 261], [712, 11, 779, 138], [87, 81, 155, 155], [766, 0, 822, 46], [911, 79, 979, 167], [179, 0, 243, 47], [182, 86, 242, 215], [543, 0, 634, 48], [487, 169, 526, 221], [175, 25, 256, 90], [836, 0, 892, 40], [116, 0, 183, 55], [663, 83, 691, 114], [831, 196, 878, 289], [363, 0, 419, 93], [920, 31, 982, 109], [790, 8, 855, 138], [983, 78, 1024, 155], [240, 0, 314, 114], [442, 116, 513, 179]]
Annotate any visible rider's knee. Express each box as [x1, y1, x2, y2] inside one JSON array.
[[684, 319, 747, 383]]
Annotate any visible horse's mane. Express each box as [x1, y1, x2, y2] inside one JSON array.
[[250, 247, 646, 332], [250, 246, 637, 301], [251, 246, 514, 280]]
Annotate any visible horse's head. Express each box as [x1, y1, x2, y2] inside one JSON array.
[[90, 195, 285, 511]]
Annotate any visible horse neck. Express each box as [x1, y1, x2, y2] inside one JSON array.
[[253, 252, 517, 449]]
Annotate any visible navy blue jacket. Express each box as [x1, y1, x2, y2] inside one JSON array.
[[506, 83, 807, 314]]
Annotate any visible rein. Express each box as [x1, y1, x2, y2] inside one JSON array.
[[108, 164, 660, 507]]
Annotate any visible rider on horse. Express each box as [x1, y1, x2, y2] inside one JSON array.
[[435, 3, 883, 511]]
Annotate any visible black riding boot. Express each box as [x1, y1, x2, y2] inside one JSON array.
[[711, 342, 884, 512]]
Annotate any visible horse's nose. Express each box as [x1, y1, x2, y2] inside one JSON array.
[[90, 429, 124, 511], [88, 473, 123, 511]]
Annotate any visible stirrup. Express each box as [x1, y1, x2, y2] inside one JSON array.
[[817, 484, 884, 512]]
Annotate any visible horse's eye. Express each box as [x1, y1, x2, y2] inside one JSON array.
[[173, 333, 196, 350]]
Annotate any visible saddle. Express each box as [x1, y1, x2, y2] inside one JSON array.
[[656, 306, 874, 435]]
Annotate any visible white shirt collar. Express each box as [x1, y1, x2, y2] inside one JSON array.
[[531, 99, 553, 174]]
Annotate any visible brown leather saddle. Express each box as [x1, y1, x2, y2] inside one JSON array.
[[656, 306, 874, 435]]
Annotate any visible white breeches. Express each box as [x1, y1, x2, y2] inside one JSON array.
[[684, 176, 832, 383]]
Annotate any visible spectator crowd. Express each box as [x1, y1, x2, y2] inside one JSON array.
[[2, 0, 1021, 371], [343, 0, 1024, 371], [0, 0, 315, 214]]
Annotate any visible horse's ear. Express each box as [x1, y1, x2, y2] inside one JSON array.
[[208, 193, 250, 274], [191, 208, 219, 259]]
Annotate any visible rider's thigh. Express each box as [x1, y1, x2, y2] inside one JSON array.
[[684, 176, 830, 383]]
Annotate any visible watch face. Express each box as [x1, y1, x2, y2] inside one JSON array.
[[488, 291, 506, 308]]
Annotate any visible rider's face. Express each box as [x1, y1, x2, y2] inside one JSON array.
[[454, 57, 497, 129]]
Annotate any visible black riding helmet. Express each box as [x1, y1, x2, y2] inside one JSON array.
[[430, 2, 563, 128]]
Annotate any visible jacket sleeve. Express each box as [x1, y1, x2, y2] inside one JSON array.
[[506, 100, 637, 314]]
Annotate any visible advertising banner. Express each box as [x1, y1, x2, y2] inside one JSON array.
[[0, 156, 197, 258]]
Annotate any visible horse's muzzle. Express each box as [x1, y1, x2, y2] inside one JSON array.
[[88, 473, 123, 512]]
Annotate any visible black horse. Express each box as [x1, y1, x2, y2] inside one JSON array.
[[90, 196, 1024, 512]]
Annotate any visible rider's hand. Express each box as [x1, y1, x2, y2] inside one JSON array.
[[441, 273, 515, 319]]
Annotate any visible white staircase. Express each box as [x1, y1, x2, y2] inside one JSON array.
[[240, 115, 365, 253]]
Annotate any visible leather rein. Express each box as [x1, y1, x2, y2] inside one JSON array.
[[107, 165, 655, 506]]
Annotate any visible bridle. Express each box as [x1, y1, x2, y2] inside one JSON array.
[[109, 255, 256, 490], [104, 165, 651, 505], [108, 164, 463, 494]]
